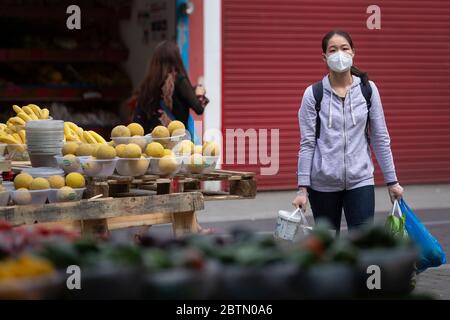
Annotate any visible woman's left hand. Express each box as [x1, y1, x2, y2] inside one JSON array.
[[388, 183, 404, 202]]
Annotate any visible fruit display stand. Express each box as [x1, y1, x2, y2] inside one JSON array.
[[3, 157, 257, 238], [0, 191, 204, 238]]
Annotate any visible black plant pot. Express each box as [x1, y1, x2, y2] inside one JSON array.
[[354, 247, 418, 298]]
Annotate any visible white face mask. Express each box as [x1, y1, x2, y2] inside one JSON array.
[[326, 51, 353, 73]]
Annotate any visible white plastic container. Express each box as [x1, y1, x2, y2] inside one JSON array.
[[146, 156, 184, 176], [0, 191, 10, 207], [202, 156, 219, 174], [147, 132, 186, 149], [80, 157, 118, 177], [54, 155, 83, 174], [6, 144, 29, 161], [26, 120, 64, 167], [0, 144, 6, 157], [21, 167, 65, 179], [48, 188, 85, 203], [1, 182, 14, 192], [11, 189, 50, 206], [274, 209, 311, 241], [183, 155, 219, 175], [116, 158, 150, 177], [111, 136, 149, 151]]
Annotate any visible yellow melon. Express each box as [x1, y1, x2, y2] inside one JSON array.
[[48, 175, 65, 189], [151, 126, 170, 139], [30, 178, 50, 190], [111, 125, 131, 138], [14, 173, 33, 190], [127, 123, 144, 136], [96, 145, 117, 160], [145, 142, 165, 158]]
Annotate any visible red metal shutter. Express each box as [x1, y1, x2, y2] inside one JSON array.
[[222, 0, 450, 190]]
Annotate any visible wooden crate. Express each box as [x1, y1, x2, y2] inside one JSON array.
[[0, 192, 204, 238]]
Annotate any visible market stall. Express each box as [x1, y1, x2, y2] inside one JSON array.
[[0, 104, 256, 238]]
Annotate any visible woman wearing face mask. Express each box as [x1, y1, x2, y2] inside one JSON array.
[[292, 30, 404, 233]]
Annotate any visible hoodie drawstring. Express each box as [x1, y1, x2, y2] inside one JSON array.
[[349, 86, 356, 126], [328, 91, 333, 128]]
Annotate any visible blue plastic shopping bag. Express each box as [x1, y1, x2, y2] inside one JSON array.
[[399, 199, 446, 272], [187, 114, 200, 145]]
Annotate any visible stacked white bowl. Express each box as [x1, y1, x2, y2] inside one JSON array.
[[26, 120, 64, 167]]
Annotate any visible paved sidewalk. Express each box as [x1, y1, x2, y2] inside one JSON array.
[[199, 183, 450, 223], [415, 264, 450, 299]]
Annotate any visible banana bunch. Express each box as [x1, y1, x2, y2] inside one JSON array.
[[64, 122, 107, 144], [6, 104, 50, 134], [0, 127, 26, 145]]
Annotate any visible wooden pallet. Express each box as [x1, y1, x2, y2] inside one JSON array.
[[105, 169, 257, 200], [0, 192, 204, 238]]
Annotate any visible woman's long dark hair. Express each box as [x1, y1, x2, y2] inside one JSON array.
[[137, 40, 192, 118], [322, 30, 369, 85]]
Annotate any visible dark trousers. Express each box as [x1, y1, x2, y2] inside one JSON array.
[[308, 185, 375, 233]]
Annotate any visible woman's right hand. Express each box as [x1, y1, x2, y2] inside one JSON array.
[[292, 188, 308, 210], [195, 85, 206, 96]]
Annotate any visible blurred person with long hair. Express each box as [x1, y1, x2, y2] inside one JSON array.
[[133, 40, 212, 235], [133, 40, 208, 133]]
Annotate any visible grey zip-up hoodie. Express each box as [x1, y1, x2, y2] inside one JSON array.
[[297, 74, 397, 192]]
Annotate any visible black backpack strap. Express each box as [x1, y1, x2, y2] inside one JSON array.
[[312, 81, 323, 140], [360, 81, 373, 144]]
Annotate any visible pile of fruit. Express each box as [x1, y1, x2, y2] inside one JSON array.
[[8, 172, 86, 205], [0, 255, 55, 282], [107, 121, 221, 176], [149, 122, 220, 175], [63, 121, 107, 144], [0, 104, 50, 146]]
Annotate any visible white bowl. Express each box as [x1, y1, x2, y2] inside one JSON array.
[[27, 136, 64, 141], [21, 167, 65, 179], [0, 144, 6, 156], [0, 191, 10, 207], [184, 156, 220, 175], [1, 182, 14, 192], [54, 155, 83, 174], [27, 138, 64, 143], [80, 157, 118, 177], [116, 158, 150, 177], [26, 120, 63, 129], [6, 144, 29, 161], [28, 148, 63, 153], [146, 133, 187, 149], [48, 188, 85, 203], [11, 189, 49, 206], [202, 156, 220, 174], [147, 156, 184, 176], [111, 136, 149, 151]]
